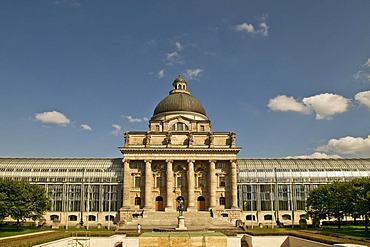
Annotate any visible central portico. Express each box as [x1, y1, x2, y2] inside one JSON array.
[[119, 75, 240, 224]]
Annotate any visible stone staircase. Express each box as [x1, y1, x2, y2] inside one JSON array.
[[122, 211, 236, 230]]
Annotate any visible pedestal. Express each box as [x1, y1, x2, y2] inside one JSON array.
[[176, 216, 187, 230]]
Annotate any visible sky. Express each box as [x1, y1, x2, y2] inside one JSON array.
[[1, 0, 370, 158]]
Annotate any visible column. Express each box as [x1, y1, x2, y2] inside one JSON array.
[[165, 160, 174, 211], [209, 160, 217, 209], [144, 160, 153, 210], [231, 160, 238, 209], [187, 160, 195, 211], [122, 159, 130, 209]]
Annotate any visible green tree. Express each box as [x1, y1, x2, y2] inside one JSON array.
[[307, 181, 353, 229], [0, 178, 51, 229], [352, 177, 370, 232]]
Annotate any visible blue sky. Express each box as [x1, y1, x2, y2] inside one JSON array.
[[1, 0, 370, 158]]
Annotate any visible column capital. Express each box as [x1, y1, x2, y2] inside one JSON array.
[[123, 159, 130, 164], [209, 160, 216, 164], [166, 159, 173, 164], [144, 159, 152, 164], [230, 160, 237, 164], [187, 160, 195, 164]]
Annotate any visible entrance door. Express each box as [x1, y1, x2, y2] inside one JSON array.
[[197, 196, 206, 211], [155, 196, 164, 211]]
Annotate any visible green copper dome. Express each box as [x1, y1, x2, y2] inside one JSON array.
[[153, 76, 207, 117]]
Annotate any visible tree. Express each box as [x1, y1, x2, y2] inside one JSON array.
[[352, 178, 370, 232], [307, 181, 353, 229], [0, 179, 51, 229]]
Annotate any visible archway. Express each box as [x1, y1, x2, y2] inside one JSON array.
[[197, 196, 206, 211], [155, 196, 164, 211]]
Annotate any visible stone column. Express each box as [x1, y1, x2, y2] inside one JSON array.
[[187, 160, 195, 211], [144, 160, 153, 210], [122, 159, 130, 209], [209, 160, 217, 209], [165, 160, 174, 211], [231, 160, 238, 209]]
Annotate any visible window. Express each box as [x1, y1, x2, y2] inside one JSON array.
[[155, 125, 160, 131], [216, 162, 226, 169], [171, 122, 188, 131], [88, 215, 96, 221], [200, 125, 205, 131], [282, 214, 291, 220], [198, 176, 205, 188], [219, 176, 225, 187], [134, 176, 141, 188], [134, 197, 141, 206], [219, 197, 226, 205], [156, 176, 163, 188], [264, 215, 273, 221], [105, 215, 115, 221], [68, 215, 77, 221], [50, 215, 59, 221], [177, 176, 183, 188]]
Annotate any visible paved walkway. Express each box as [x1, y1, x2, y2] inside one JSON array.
[[0, 230, 54, 241]]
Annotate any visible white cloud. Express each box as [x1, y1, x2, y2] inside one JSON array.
[[354, 57, 370, 82], [166, 51, 179, 62], [267, 95, 311, 114], [268, 93, 350, 120], [236, 22, 255, 33], [364, 58, 370, 68], [158, 69, 165, 78], [80, 124, 92, 131], [285, 152, 341, 159], [175, 42, 183, 51], [235, 18, 269, 37], [35, 111, 70, 126], [186, 69, 203, 80], [111, 124, 122, 136], [124, 116, 149, 123], [316, 135, 370, 156], [355, 91, 370, 108], [302, 93, 350, 120]]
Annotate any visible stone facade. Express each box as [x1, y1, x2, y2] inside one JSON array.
[[119, 75, 241, 224]]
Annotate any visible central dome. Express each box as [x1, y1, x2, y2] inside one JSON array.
[[152, 75, 207, 117]]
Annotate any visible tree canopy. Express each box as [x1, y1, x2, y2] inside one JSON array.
[[0, 178, 51, 227], [307, 177, 370, 230]]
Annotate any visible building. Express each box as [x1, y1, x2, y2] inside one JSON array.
[[1, 75, 370, 228]]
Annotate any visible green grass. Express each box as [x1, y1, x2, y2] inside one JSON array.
[[0, 226, 50, 238]]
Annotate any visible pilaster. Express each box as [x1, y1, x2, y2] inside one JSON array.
[[165, 160, 174, 211], [187, 160, 195, 211]]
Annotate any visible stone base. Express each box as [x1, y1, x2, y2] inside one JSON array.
[[176, 216, 187, 230]]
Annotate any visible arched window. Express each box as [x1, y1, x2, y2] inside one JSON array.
[[246, 215, 256, 221], [282, 214, 291, 220], [134, 197, 141, 206], [171, 122, 188, 131], [88, 215, 96, 221], [219, 197, 226, 205], [50, 215, 59, 221], [264, 215, 273, 221], [68, 215, 78, 221], [105, 215, 115, 221]]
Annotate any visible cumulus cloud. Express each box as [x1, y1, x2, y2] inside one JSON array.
[[186, 69, 203, 80], [355, 91, 370, 108], [268, 93, 350, 120], [268, 95, 311, 114], [158, 69, 165, 78], [316, 135, 370, 156], [285, 152, 341, 159], [302, 93, 350, 120], [235, 17, 269, 37], [175, 42, 183, 51], [124, 115, 149, 123], [80, 124, 92, 131], [111, 124, 122, 136], [35, 111, 70, 126]]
